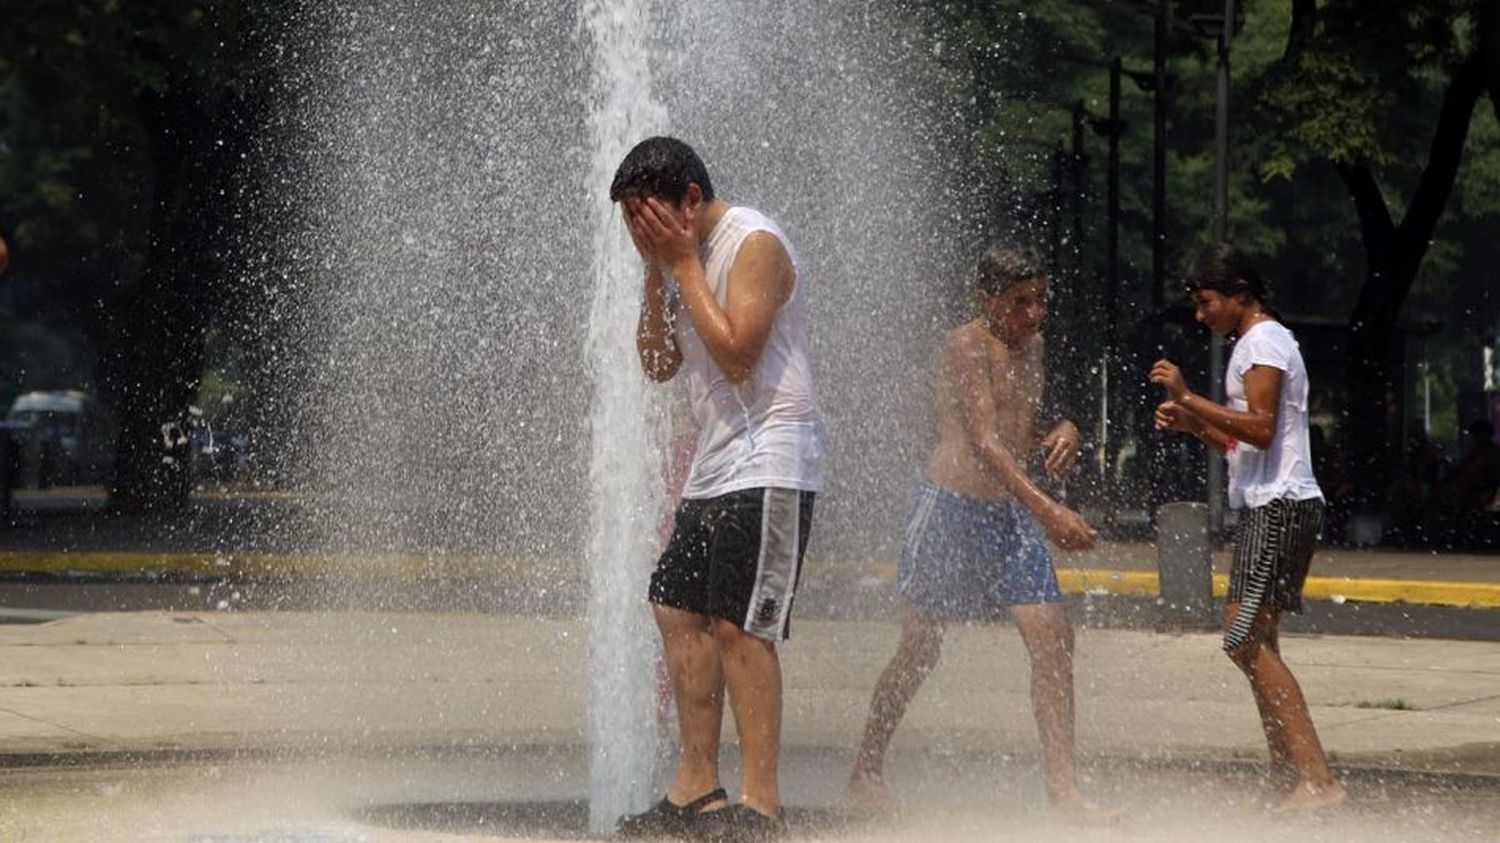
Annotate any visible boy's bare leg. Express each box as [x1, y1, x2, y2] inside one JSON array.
[[1010, 603, 1117, 824], [655, 605, 729, 809], [713, 617, 784, 817], [1008, 604, 1078, 802], [848, 607, 945, 811], [1225, 602, 1347, 814]]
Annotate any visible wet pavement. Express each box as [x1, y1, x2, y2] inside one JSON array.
[[1, 744, 1497, 841], [0, 611, 1494, 839], [0, 494, 1495, 839]]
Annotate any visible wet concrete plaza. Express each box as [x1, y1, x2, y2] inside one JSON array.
[[1, 746, 1498, 840], [0, 611, 1494, 839]]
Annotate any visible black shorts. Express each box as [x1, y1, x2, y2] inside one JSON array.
[[1224, 497, 1323, 651], [649, 487, 815, 641]]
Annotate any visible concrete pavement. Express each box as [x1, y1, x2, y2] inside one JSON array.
[[1055, 542, 1500, 607], [2, 494, 1497, 837], [1, 539, 1497, 608], [0, 611, 1494, 771], [0, 610, 1497, 840], [3, 490, 1498, 611]]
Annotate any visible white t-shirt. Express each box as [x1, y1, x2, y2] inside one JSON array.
[[671, 207, 827, 499], [1224, 320, 1323, 509]]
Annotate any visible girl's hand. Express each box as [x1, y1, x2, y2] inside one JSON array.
[[1154, 400, 1201, 434], [1148, 358, 1188, 400]]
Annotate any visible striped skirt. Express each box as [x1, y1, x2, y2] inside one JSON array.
[[1223, 496, 1324, 652]]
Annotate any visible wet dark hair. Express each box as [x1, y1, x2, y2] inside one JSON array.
[[609, 136, 715, 205], [1184, 241, 1270, 304], [976, 241, 1044, 297]]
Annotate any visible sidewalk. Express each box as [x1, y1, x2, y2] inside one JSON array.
[[3, 542, 1495, 609], [1056, 543, 1500, 607], [3, 491, 1497, 607], [0, 611, 1494, 776], [0, 611, 1496, 840]]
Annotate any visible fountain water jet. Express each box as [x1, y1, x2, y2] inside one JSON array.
[[273, 0, 973, 831], [581, 0, 671, 831]]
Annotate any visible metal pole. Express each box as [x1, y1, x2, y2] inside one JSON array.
[[1051, 145, 1066, 272], [1152, 0, 1168, 310], [1208, 0, 1236, 534], [1157, 501, 1216, 627], [1422, 337, 1431, 431], [1071, 101, 1090, 457], [1107, 58, 1121, 339], [1071, 99, 1087, 277], [1103, 58, 1122, 489]]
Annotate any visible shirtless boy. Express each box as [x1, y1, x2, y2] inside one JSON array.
[[848, 242, 1107, 821]]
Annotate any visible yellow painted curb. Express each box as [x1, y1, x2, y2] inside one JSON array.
[[1059, 568, 1161, 598], [1056, 568, 1500, 609], [0, 551, 1497, 608], [0, 551, 570, 581], [1300, 577, 1500, 609]]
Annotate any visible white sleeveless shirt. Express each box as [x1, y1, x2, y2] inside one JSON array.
[[670, 207, 827, 499]]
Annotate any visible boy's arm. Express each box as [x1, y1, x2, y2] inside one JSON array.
[[636, 198, 791, 384], [636, 264, 682, 382], [1033, 336, 1081, 477], [946, 331, 1094, 549]]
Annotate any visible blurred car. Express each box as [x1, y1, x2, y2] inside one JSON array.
[[5, 390, 113, 487]]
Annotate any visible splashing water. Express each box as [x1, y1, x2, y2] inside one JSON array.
[[581, 0, 670, 831], [274, 0, 974, 829]]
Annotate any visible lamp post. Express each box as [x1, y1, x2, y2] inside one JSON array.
[[1209, 0, 1237, 535], [1185, 0, 1238, 534], [1059, 59, 1143, 490], [1152, 0, 1168, 306]]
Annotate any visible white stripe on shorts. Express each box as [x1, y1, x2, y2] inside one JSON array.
[[743, 487, 803, 641], [899, 485, 938, 591], [1224, 497, 1320, 652]]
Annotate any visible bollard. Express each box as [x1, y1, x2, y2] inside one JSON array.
[[1156, 501, 1216, 628]]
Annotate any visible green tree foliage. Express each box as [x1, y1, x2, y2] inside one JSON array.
[[897, 0, 1500, 502], [2, 0, 1496, 522], [0, 0, 290, 510], [1245, 0, 1498, 489]]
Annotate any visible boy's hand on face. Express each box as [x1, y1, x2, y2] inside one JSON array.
[[636, 197, 700, 273], [623, 199, 658, 269], [1043, 504, 1096, 551], [1040, 421, 1080, 478], [1154, 400, 1200, 434], [1148, 359, 1188, 400]]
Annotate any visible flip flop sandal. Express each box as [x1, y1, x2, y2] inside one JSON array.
[[616, 787, 729, 838]]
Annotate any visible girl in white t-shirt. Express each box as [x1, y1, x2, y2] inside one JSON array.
[[1149, 243, 1346, 814]]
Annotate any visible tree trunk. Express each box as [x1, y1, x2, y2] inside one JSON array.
[[1482, 0, 1500, 120], [1342, 263, 1419, 501], [1338, 52, 1485, 500], [107, 71, 241, 513], [108, 260, 209, 513]]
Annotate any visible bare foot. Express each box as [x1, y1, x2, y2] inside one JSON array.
[[1264, 762, 1299, 796], [1229, 791, 1271, 813], [1051, 792, 1125, 827], [1235, 772, 1293, 812], [845, 771, 899, 820], [1272, 780, 1347, 815]]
